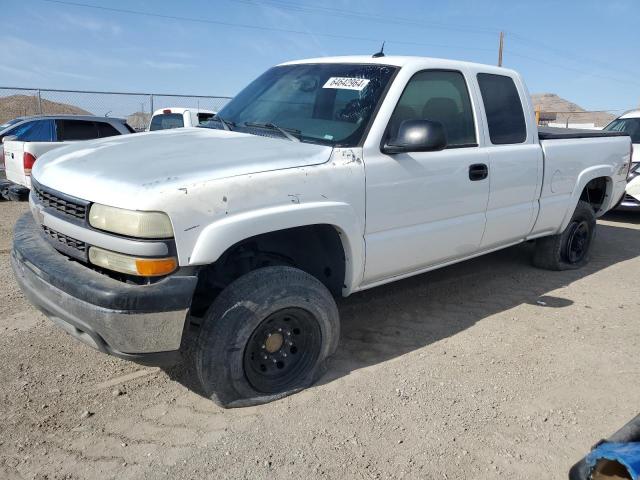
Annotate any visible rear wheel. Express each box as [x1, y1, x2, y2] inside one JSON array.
[[195, 266, 340, 408], [532, 200, 596, 270]]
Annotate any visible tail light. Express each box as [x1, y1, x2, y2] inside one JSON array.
[[163, 109, 172, 114], [23, 152, 37, 175]]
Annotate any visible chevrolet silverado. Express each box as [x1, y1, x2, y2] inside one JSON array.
[[11, 56, 632, 407]]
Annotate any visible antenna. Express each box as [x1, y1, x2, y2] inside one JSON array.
[[372, 41, 385, 58]]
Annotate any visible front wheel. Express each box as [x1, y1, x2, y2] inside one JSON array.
[[532, 200, 596, 271], [195, 266, 340, 408]]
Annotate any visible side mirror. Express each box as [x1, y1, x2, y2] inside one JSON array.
[[2, 135, 17, 144], [383, 119, 447, 154]]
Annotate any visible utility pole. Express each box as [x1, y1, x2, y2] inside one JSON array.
[[498, 31, 504, 67]]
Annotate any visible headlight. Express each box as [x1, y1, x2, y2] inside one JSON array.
[[89, 246, 177, 277], [629, 162, 639, 181], [89, 204, 173, 239]]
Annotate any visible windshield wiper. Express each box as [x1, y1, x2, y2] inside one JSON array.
[[214, 115, 234, 131], [244, 121, 300, 142]]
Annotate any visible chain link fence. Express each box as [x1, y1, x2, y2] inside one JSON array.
[[0, 87, 232, 131], [536, 110, 624, 129]]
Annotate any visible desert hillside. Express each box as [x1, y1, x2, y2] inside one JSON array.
[[531, 93, 615, 127], [0, 94, 90, 124]]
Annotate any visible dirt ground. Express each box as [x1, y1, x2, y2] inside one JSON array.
[[1, 198, 639, 480]]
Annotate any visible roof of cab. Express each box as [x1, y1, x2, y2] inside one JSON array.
[[279, 55, 519, 76], [4, 114, 127, 122], [619, 110, 640, 119], [152, 107, 215, 115]]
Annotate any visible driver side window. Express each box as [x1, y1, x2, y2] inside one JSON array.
[[388, 70, 477, 148]]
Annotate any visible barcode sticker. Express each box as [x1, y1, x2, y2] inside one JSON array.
[[322, 77, 370, 91]]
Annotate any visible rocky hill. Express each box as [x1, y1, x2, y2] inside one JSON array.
[[0, 94, 90, 124], [126, 111, 151, 131], [531, 93, 615, 127]]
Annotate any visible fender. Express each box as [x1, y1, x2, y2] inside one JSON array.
[[189, 201, 365, 295], [559, 165, 613, 231]]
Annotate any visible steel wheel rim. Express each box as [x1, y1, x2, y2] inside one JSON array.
[[243, 307, 322, 394], [564, 220, 590, 264]]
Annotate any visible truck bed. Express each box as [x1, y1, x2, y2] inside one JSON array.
[[538, 126, 629, 140]]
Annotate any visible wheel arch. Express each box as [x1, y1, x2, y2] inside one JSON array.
[[560, 167, 613, 231], [188, 201, 364, 296]]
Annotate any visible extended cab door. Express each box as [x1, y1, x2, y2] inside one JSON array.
[[474, 72, 543, 248], [362, 69, 490, 285]]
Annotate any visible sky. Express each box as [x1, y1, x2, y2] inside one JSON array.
[[1, 0, 639, 113]]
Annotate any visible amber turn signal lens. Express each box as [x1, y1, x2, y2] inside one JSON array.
[[135, 257, 177, 277], [89, 246, 177, 277]]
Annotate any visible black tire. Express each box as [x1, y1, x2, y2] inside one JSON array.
[[0, 179, 11, 201], [532, 200, 596, 271], [195, 266, 340, 408]]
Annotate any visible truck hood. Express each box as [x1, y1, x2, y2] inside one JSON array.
[[32, 128, 332, 206]]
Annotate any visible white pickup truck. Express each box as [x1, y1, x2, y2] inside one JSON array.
[[11, 56, 631, 407], [147, 107, 215, 131], [2, 115, 133, 199]]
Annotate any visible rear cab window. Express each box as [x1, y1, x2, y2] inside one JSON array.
[[477, 73, 527, 145], [150, 113, 184, 131]]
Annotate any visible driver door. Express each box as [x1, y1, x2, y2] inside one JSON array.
[[362, 69, 490, 284]]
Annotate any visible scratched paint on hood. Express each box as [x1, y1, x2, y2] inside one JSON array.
[[31, 128, 333, 207]]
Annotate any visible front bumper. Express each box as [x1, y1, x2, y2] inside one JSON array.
[[11, 213, 198, 366]]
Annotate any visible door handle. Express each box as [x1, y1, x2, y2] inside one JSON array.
[[469, 163, 488, 181]]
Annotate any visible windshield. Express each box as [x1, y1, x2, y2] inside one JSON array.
[[604, 117, 640, 143], [204, 63, 397, 146]]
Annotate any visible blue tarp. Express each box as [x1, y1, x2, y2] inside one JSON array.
[[586, 442, 640, 479]]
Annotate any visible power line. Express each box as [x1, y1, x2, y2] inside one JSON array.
[[38, 0, 640, 90], [508, 33, 640, 80], [239, 1, 640, 83], [227, 0, 501, 36], [38, 0, 496, 53], [232, 0, 639, 79], [506, 50, 640, 87]]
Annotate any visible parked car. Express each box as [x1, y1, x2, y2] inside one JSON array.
[[604, 110, 639, 210], [626, 174, 640, 206], [0, 116, 38, 165], [11, 56, 631, 407], [1, 115, 134, 200], [148, 107, 215, 131]]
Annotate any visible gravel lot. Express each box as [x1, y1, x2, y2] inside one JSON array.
[[1, 198, 639, 479]]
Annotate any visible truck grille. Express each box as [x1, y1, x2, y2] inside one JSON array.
[[42, 225, 87, 255], [33, 183, 87, 220]]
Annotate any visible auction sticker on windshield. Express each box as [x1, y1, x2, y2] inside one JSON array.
[[323, 77, 370, 91]]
